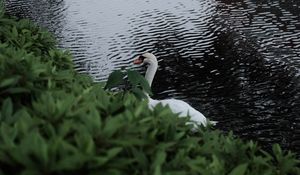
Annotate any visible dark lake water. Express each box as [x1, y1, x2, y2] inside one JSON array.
[[5, 0, 300, 156]]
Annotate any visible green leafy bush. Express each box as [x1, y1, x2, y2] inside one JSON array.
[[0, 2, 299, 175]]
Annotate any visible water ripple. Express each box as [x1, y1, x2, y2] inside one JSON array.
[[4, 0, 300, 156]]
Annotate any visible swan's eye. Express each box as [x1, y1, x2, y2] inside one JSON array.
[[139, 55, 146, 61], [133, 55, 146, 65]]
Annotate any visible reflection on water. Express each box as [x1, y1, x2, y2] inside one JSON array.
[[5, 0, 300, 156]]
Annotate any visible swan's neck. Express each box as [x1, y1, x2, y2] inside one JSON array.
[[145, 61, 158, 87]]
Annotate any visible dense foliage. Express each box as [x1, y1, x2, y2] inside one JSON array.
[[0, 2, 299, 175]]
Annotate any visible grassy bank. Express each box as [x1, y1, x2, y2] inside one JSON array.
[[0, 2, 299, 175]]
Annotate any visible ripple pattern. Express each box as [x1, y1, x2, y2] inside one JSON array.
[[4, 0, 300, 156]]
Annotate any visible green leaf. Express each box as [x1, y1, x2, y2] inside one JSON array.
[[0, 123, 16, 147], [152, 150, 166, 168], [0, 76, 20, 88], [34, 133, 49, 167], [105, 70, 125, 89], [85, 137, 95, 155], [1, 98, 13, 120], [56, 154, 85, 171], [90, 157, 109, 167], [0, 1, 4, 17], [12, 26, 18, 38], [107, 147, 123, 159], [103, 117, 123, 138], [22, 42, 33, 48], [152, 150, 166, 175], [229, 163, 248, 175], [154, 166, 162, 175], [139, 76, 152, 95], [132, 87, 147, 99], [127, 70, 142, 85], [131, 147, 148, 169], [272, 144, 282, 156], [127, 70, 152, 95], [75, 132, 95, 155], [4, 87, 30, 94]]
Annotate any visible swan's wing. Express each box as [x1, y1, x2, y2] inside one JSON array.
[[147, 98, 160, 109], [158, 99, 207, 126]]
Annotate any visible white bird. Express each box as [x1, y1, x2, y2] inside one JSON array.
[[133, 52, 215, 127]]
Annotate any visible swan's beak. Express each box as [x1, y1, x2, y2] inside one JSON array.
[[133, 56, 143, 65]]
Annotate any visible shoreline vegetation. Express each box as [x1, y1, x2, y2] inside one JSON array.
[[0, 2, 299, 175]]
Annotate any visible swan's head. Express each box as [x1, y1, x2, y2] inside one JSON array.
[[133, 52, 158, 66]]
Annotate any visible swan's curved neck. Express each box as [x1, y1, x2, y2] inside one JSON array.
[[145, 60, 158, 87]]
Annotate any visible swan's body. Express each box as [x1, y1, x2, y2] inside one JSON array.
[[148, 98, 207, 126], [134, 53, 211, 127]]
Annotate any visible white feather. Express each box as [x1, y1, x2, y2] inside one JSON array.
[[148, 98, 207, 126]]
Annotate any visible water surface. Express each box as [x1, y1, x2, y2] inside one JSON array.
[[5, 0, 300, 155]]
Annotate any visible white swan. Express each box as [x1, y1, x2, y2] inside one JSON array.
[[133, 52, 213, 127]]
